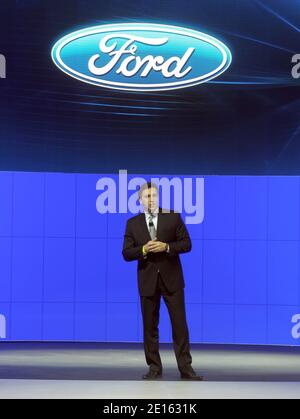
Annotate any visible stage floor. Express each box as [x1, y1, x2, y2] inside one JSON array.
[[0, 342, 299, 399]]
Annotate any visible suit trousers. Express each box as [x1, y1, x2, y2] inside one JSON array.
[[140, 272, 193, 374]]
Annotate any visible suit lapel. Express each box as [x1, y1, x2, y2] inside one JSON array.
[[156, 207, 163, 239], [139, 212, 152, 242]]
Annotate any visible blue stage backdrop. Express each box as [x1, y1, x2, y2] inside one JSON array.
[[1, 1, 300, 346], [0, 171, 300, 345]]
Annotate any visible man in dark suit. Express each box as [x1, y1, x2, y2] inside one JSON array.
[[122, 182, 203, 380]]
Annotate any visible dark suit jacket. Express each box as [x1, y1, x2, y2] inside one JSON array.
[[122, 207, 192, 296]]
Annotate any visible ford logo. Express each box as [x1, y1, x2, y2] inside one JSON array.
[[51, 23, 232, 92]]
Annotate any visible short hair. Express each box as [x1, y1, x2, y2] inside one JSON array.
[[138, 182, 158, 199]]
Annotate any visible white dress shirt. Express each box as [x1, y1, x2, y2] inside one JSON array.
[[144, 207, 159, 233]]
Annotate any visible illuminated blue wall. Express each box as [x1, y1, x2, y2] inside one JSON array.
[[0, 171, 299, 345]]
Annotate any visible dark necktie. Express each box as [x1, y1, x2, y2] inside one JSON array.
[[148, 214, 157, 240]]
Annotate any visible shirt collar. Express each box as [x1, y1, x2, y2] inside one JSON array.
[[144, 207, 159, 217]]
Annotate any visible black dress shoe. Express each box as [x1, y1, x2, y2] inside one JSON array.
[[180, 370, 204, 381], [142, 370, 163, 380]]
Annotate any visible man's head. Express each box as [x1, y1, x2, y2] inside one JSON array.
[[138, 182, 159, 213]]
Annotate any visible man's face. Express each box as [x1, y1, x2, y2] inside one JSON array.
[[139, 187, 158, 213]]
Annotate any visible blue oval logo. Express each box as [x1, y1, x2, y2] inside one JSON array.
[[51, 23, 232, 92]]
